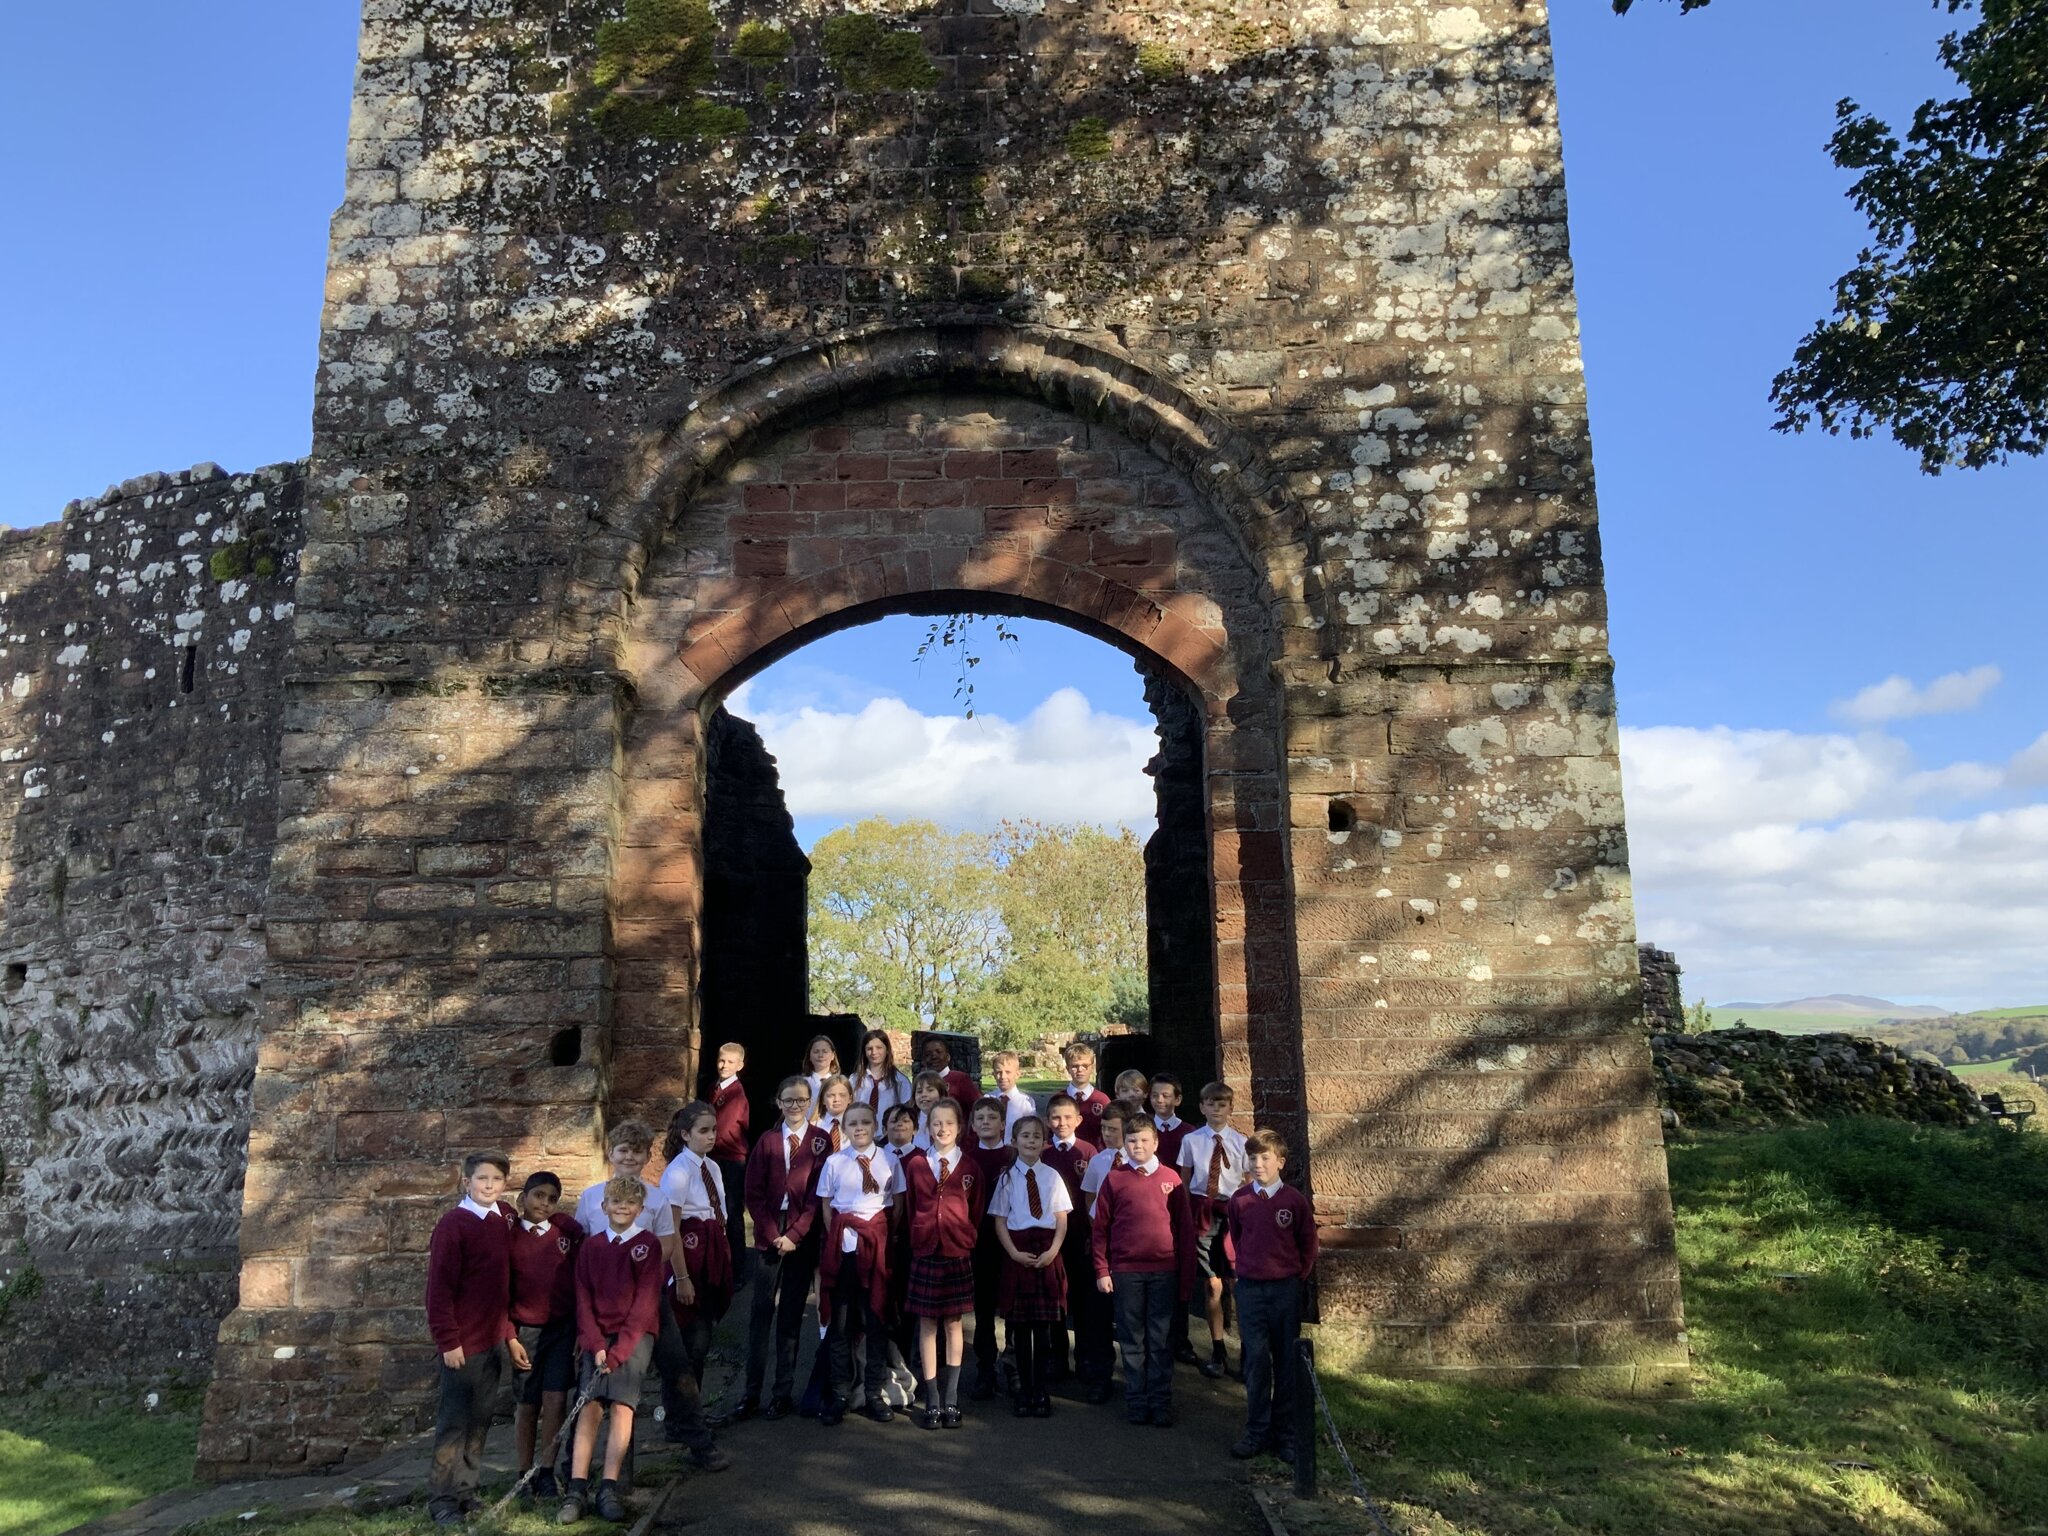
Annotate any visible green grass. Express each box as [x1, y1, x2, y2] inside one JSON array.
[[1318, 1118, 2048, 1535], [1970, 1006, 2048, 1020], [1696, 1009, 1918, 1035], [0, 1387, 201, 1536]]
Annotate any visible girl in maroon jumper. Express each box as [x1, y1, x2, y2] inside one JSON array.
[[992, 1114, 1072, 1417], [901, 1098, 985, 1429]]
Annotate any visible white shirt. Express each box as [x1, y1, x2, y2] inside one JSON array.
[[1063, 1080, 1098, 1101], [717, 1074, 741, 1092], [817, 1146, 901, 1251], [1080, 1147, 1124, 1215], [924, 1147, 962, 1182], [1253, 1179, 1282, 1199], [520, 1217, 553, 1235], [574, 1176, 675, 1238], [804, 1071, 838, 1106], [856, 1068, 914, 1114], [659, 1147, 724, 1222], [603, 1221, 647, 1244], [813, 1112, 844, 1150], [459, 1196, 502, 1221], [992, 1084, 1037, 1135], [1154, 1114, 1183, 1137], [1128, 1155, 1163, 1177], [990, 1158, 1073, 1231], [1176, 1125, 1249, 1201]]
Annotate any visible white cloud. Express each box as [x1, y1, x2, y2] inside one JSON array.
[[744, 687, 1159, 832], [1830, 664, 2001, 725], [2012, 729, 2048, 786], [1623, 724, 2048, 1009]]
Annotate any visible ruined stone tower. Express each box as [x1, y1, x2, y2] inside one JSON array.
[[0, 0, 1686, 1475]]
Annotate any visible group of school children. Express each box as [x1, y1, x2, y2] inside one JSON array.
[[422, 1031, 1319, 1526]]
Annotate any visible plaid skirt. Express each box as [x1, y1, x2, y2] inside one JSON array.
[[906, 1254, 976, 1319], [998, 1227, 1068, 1322]]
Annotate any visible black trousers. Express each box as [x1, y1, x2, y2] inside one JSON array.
[[971, 1226, 1005, 1382], [716, 1159, 751, 1284], [660, 1303, 715, 1449], [824, 1263, 889, 1404], [744, 1236, 819, 1401], [428, 1344, 505, 1515], [1237, 1277, 1303, 1446], [1011, 1318, 1053, 1401], [1111, 1272, 1176, 1413]]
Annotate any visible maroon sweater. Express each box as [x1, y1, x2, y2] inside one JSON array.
[[573, 1226, 665, 1362], [744, 1121, 834, 1248], [712, 1078, 750, 1163], [1042, 1137, 1097, 1208], [1226, 1183, 1320, 1282], [1091, 1161, 1198, 1298], [902, 1150, 987, 1260], [1154, 1118, 1192, 1169], [1069, 1086, 1112, 1125], [508, 1213, 583, 1327], [425, 1200, 518, 1356], [942, 1069, 981, 1118]]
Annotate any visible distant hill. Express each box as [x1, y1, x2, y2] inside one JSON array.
[[1712, 994, 1950, 1020]]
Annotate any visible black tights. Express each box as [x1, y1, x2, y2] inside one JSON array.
[[1010, 1319, 1053, 1401]]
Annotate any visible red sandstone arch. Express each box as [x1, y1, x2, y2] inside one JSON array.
[[598, 347, 1312, 1178]]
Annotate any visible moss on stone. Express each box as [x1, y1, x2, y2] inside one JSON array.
[[1136, 42, 1183, 82], [958, 266, 1014, 300], [732, 21, 792, 68], [209, 542, 250, 583], [743, 232, 819, 266], [585, 0, 747, 143], [1066, 117, 1112, 162], [596, 93, 748, 141], [823, 15, 939, 93], [1227, 21, 1266, 58]]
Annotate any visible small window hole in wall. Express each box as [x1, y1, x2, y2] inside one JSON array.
[[180, 645, 197, 696], [549, 1027, 583, 1067], [1327, 799, 1358, 835], [4, 962, 26, 993]]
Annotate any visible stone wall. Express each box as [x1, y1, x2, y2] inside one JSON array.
[[1639, 944, 1682, 1033], [0, 463, 304, 1388], [196, 0, 1685, 1473], [1653, 1028, 1985, 1131]]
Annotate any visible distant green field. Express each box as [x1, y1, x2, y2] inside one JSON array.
[[1969, 1004, 2048, 1019], [1953, 1058, 2030, 1078], [1696, 1008, 1913, 1036]]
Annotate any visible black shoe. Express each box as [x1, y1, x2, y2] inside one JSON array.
[[1275, 1440, 1297, 1465], [1012, 1396, 1032, 1417], [1231, 1434, 1266, 1460], [595, 1481, 627, 1522], [1172, 1343, 1200, 1366], [1152, 1405, 1177, 1428], [941, 1406, 963, 1429], [431, 1505, 463, 1527], [1085, 1380, 1114, 1405], [1126, 1407, 1150, 1425], [1199, 1355, 1227, 1380], [691, 1444, 732, 1471], [1032, 1395, 1052, 1419], [864, 1402, 895, 1424], [531, 1468, 560, 1500], [969, 1376, 997, 1401], [819, 1399, 846, 1427], [761, 1395, 795, 1421], [713, 1396, 757, 1429], [917, 1405, 942, 1430], [556, 1491, 586, 1526]]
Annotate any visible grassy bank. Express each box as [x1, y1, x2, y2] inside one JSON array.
[[1320, 1118, 2048, 1534], [0, 1387, 201, 1536]]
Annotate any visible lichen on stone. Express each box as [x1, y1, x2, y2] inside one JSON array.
[[822, 15, 940, 93], [1136, 42, 1183, 82]]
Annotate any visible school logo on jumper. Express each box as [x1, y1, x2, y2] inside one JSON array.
[[556, 1235, 571, 1255], [1276, 1209, 1294, 1227], [630, 1241, 651, 1261], [961, 1172, 975, 1189], [683, 1232, 699, 1250]]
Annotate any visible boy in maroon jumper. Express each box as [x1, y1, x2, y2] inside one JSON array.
[[1091, 1112, 1196, 1428], [1040, 1093, 1097, 1385], [920, 1035, 982, 1119], [1060, 1041, 1113, 1128], [507, 1171, 581, 1502], [424, 1151, 530, 1526], [731, 1075, 833, 1423], [709, 1041, 751, 1281], [1225, 1128, 1319, 1463], [562, 1176, 664, 1525]]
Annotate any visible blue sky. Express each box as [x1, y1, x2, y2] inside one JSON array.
[[4, 2, 2043, 1007]]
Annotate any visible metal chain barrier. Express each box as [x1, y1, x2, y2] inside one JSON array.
[[1294, 1337, 1403, 1536]]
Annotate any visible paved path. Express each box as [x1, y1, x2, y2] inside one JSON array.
[[662, 1274, 1270, 1536]]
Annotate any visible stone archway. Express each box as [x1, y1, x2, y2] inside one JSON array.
[[603, 368, 1310, 1175]]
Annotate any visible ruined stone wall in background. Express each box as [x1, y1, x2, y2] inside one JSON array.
[[1638, 943, 1683, 1034], [0, 463, 304, 1387]]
